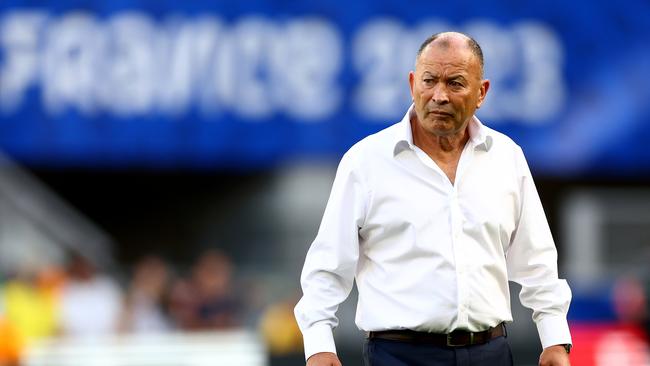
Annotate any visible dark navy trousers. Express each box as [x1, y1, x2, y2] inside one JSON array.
[[363, 336, 513, 366]]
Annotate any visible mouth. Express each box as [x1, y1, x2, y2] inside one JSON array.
[[428, 110, 453, 117]]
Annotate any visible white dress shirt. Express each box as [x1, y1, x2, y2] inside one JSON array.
[[294, 107, 572, 360]]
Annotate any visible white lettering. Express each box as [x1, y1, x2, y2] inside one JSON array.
[[41, 13, 101, 115], [513, 21, 566, 123], [0, 11, 46, 114], [0, 11, 566, 125], [155, 17, 195, 116], [228, 17, 277, 120], [271, 18, 342, 121], [99, 12, 158, 117], [352, 18, 411, 121], [354, 19, 567, 125], [190, 17, 226, 116]]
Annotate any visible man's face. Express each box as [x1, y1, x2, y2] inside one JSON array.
[[409, 39, 489, 137]]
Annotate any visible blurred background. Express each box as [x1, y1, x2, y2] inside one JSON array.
[[1, 0, 650, 365]]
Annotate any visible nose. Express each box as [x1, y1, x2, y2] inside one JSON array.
[[431, 83, 449, 104]]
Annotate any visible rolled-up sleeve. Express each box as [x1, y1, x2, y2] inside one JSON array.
[[294, 148, 368, 360], [506, 147, 572, 349]]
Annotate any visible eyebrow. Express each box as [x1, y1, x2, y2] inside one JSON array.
[[448, 75, 467, 80], [421, 71, 439, 79], [421, 72, 467, 80]]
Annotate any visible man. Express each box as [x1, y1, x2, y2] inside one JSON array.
[[294, 32, 572, 366]]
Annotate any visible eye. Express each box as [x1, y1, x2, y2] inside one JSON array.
[[449, 80, 464, 87]]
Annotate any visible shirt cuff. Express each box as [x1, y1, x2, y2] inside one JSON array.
[[302, 322, 337, 361], [535, 314, 572, 349]]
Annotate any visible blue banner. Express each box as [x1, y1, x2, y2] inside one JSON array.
[[1, 1, 649, 174]]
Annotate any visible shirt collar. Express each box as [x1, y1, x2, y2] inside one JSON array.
[[393, 105, 493, 156]]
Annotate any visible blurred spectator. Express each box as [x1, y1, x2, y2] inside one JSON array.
[[0, 315, 21, 366], [613, 273, 650, 352], [58, 252, 122, 337], [612, 275, 648, 327], [259, 294, 303, 365], [240, 277, 268, 328], [168, 249, 242, 330], [118, 255, 172, 333], [0, 264, 62, 364], [0, 280, 20, 366], [167, 276, 199, 329], [192, 250, 242, 329]]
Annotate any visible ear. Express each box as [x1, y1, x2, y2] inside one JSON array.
[[408, 71, 416, 100], [475, 79, 490, 109]]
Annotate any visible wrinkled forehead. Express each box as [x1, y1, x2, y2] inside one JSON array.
[[416, 39, 480, 76]]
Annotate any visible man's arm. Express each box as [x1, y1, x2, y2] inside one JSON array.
[[506, 146, 572, 363], [294, 149, 368, 362]]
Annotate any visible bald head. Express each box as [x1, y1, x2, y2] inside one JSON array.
[[416, 31, 484, 78]]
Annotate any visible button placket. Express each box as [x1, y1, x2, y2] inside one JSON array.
[[449, 187, 469, 328]]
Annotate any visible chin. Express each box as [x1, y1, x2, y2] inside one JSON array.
[[425, 123, 454, 136]]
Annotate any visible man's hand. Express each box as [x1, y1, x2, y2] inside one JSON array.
[[306, 352, 342, 366], [539, 345, 570, 366]]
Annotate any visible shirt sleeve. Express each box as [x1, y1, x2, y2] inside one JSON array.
[[294, 149, 368, 360], [506, 146, 572, 350]]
